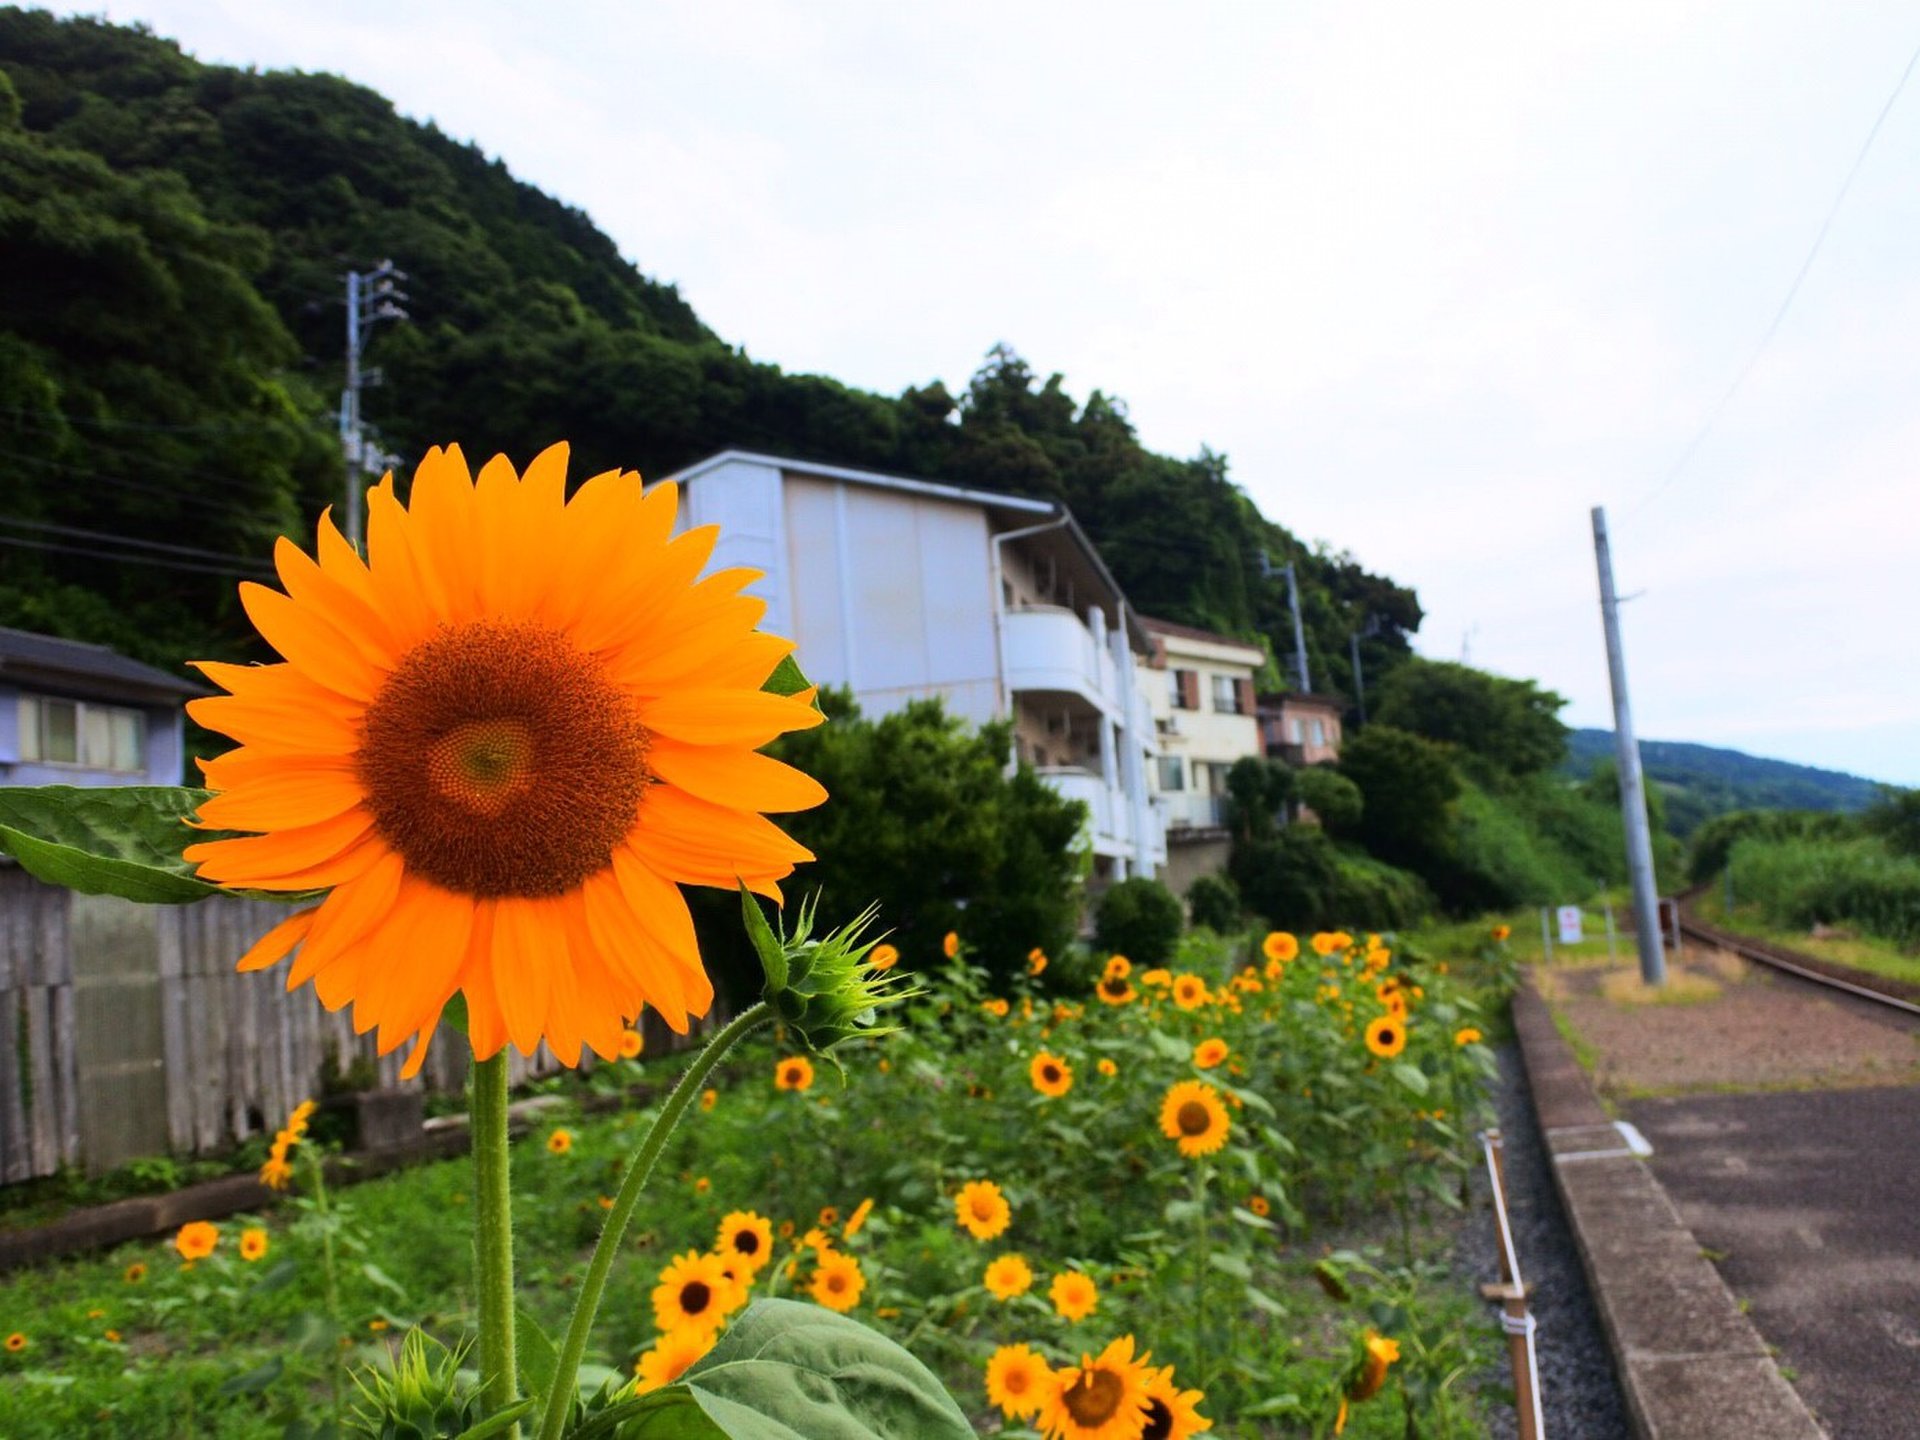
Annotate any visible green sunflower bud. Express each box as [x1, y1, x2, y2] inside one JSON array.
[[741, 887, 917, 1064]]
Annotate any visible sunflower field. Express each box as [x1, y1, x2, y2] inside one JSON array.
[[0, 923, 1509, 1439]]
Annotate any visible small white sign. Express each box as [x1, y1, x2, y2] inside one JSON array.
[[1557, 906, 1584, 944]]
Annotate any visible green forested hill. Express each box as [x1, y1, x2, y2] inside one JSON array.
[[1564, 728, 1884, 838], [0, 8, 1419, 692]]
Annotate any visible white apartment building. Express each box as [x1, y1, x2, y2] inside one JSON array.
[[1137, 616, 1267, 894], [665, 451, 1166, 881]]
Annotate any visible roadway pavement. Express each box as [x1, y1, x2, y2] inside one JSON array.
[[1627, 1081, 1920, 1440]]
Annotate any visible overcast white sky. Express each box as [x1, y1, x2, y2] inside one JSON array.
[[75, 1, 1920, 785]]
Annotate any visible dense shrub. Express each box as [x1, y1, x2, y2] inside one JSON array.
[[1184, 871, 1242, 932], [1865, 787, 1920, 859], [1687, 809, 1857, 886], [1295, 766, 1363, 833], [1338, 725, 1460, 865], [1230, 827, 1431, 931], [1093, 875, 1184, 966], [1728, 835, 1920, 948], [694, 690, 1086, 1001]]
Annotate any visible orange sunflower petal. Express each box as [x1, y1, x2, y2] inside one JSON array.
[[236, 907, 319, 972], [642, 689, 825, 748], [649, 743, 828, 814], [238, 582, 383, 703], [194, 769, 367, 833]]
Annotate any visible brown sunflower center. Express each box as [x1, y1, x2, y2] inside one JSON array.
[[357, 621, 648, 898], [971, 1196, 996, 1220], [1062, 1367, 1125, 1426], [1176, 1101, 1213, 1137], [734, 1231, 761, 1256], [1004, 1365, 1033, 1395], [1101, 978, 1126, 997], [680, 1281, 712, 1316], [1042, 1065, 1061, 1084], [1142, 1398, 1174, 1440], [826, 1273, 847, 1293]]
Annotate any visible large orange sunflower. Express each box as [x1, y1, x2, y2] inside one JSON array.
[[186, 446, 825, 1077]]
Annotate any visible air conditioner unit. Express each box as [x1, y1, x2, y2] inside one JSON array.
[[1158, 714, 1181, 737]]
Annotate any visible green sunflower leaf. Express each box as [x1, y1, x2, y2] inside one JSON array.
[[0, 785, 321, 905], [0, 785, 227, 903], [1389, 1063, 1431, 1097], [673, 1298, 971, 1439], [760, 654, 814, 700]]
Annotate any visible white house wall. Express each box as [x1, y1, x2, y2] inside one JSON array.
[[779, 475, 1000, 726], [678, 457, 792, 640]]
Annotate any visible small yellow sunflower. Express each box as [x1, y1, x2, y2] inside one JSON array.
[[546, 1128, 573, 1155], [617, 1027, 644, 1059], [651, 1250, 740, 1334], [1191, 1038, 1228, 1070], [1103, 955, 1132, 982], [633, 1324, 716, 1394], [1262, 931, 1299, 963], [123, 1262, 147, 1285], [175, 1221, 219, 1261], [1141, 1363, 1213, 1439], [239, 1228, 269, 1263], [816, 1205, 840, 1229], [775, 1056, 815, 1091], [1170, 974, 1208, 1010], [1310, 932, 1342, 956], [700, 1087, 718, 1111], [808, 1250, 865, 1312], [1095, 973, 1137, 1006], [983, 1253, 1034, 1300], [869, 942, 899, 972], [1454, 1026, 1482, 1047], [1037, 1335, 1152, 1440], [1248, 1194, 1271, 1218], [954, 1180, 1012, 1241], [1492, 924, 1511, 942], [1028, 948, 1048, 976], [1097, 1057, 1119, 1078], [983, 997, 1011, 1018], [260, 1154, 294, 1190], [943, 931, 961, 958], [1364, 1015, 1407, 1059], [1158, 1081, 1230, 1158], [1030, 1052, 1073, 1098], [1048, 1269, 1099, 1321], [1141, 967, 1173, 987], [715, 1210, 774, 1275], [986, 1343, 1052, 1420]]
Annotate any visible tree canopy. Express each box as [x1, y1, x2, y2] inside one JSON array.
[[0, 11, 1421, 714]]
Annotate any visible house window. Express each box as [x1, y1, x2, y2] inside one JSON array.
[[1157, 756, 1185, 791], [1289, 717, 1304, 744], [17, 695, 145, 772], [1310, 718, 1325, 746], [1172, 668, 1199, 710], [1211, 674, 1240, 714]]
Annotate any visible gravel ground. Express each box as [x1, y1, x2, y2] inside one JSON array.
[[1456, 1043, 1632, 1440]]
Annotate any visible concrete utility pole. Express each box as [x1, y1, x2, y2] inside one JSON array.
[[1591, 506, 1666, 986], [1350, 630, 1367, 722], [1283, 562, 1311, 693], [339, 260, 410, 550]]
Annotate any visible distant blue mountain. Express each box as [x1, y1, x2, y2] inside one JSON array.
[[1563, 729, 1885, 838]]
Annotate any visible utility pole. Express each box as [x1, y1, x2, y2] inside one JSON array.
[[1349, 631, 1366, 721], [1283, 562, 1311, 693], [339, 260, 409, 550], [1591, 506, 1666, 986]]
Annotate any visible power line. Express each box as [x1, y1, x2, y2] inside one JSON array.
[[0, 515, 277, 573], [0, 444, 292, 527], [0, 405, 299, 436], [1639, 34, 1920, 511], [0, 534, 269, 580]]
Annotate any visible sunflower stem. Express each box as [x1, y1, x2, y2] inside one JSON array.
[[1192, 1160, 1211, 1389], [535, 1002, 772, 1440], [472, 1051, 520, 1435]]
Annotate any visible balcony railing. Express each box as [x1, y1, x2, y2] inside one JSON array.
[[1003, 607, 1116, 709], [1036, 765, 1166, 866], [1160, 791, 1227, 831]]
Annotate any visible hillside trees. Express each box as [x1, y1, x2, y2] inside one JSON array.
[[1372, 658, 1569, 775], [0, 11, 1425, 710]]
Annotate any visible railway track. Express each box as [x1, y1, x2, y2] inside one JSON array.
[[1674, 900, 1920, 1019]]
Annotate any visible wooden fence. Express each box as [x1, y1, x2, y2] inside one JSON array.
[[0, 866, 711, 1182]]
